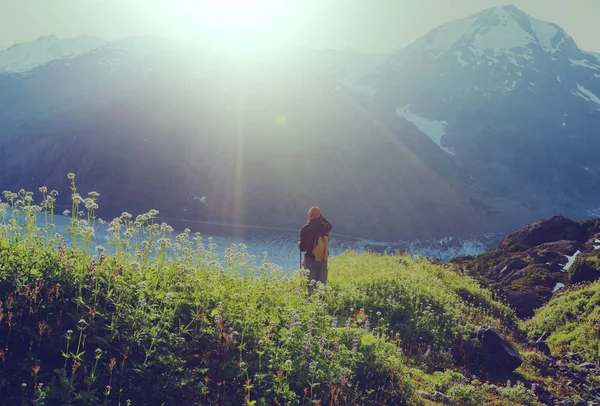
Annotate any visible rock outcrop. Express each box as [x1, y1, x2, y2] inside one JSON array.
[[453, 216, 600, 317]]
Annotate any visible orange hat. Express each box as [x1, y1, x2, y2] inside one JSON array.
[[308, 206, 321, 219]]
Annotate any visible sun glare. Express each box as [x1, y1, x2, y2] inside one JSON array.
[[174, 0, 293, 50]]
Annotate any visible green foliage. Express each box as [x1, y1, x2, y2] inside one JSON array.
[[327, 252, 518, 351], [527, 281, 600, 363], [447, 383, 485, 406], [0, 178, 421, 405], [498, 382, 538, 405], [0, 176, 575, 405]]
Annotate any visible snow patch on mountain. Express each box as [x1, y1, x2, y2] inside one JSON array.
[[562, 250, 581, 272], [573, 84, 600, 108], [570, 58, 600, 71], [396, 105, 456, 155]]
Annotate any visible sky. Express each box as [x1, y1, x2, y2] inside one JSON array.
[[1, 0, 599, 53]]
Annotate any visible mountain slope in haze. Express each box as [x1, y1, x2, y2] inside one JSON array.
[[372, 5, 600, 223], [0, 35, 105, 72], [0, 45, 484, 240]]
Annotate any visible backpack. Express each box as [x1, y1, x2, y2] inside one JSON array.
[[312, 234, 329, 263]]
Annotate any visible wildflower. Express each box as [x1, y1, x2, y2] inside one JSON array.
[[333, 342, 340, 354], [304, 335, 311, 356], [67, 173, 75, 180], [364, 320, 371, 332], [352, 337, 358, 352], [326, 350, 332, 359], [319, 336, 327, 347], [531, 383, 537, 393], [345, 318, 351, 331], [461, 376, 466, 386], [426, 344, 431, 355], [339, 369, 348, 385], [240, 362, 246, 368], [22, 383, 27, 388], [39, 186, 47, 194], [308, 360, 317, 375], [331, 317, 338, 328], [376, 311, 382, 317], [138, 297, 147, 309], [506, 379, 511, 388]]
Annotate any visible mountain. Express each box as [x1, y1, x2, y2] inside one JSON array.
[[371, 5, 600, 224], [1, 6, 600, 241], [0, 35, 105, 72], [0, 41, 483, 240]]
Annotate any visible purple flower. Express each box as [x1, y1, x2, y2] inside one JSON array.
[[304, 335, 311, 356], [333, 342, 340, 354], [319, 336, 327, 347], [345, 319, 351, 330], [87, 258, 97, 286], [308, 360, 317, 375], [352, 337, 358, 352], [531, 383, 537, 393], [326, 350, 332, 359], [364, 320, 371, 332], [309, 322, 314, 336], [331, 317, 338, 328], [506, 379, 511, 388], [461, 376, 467, 386], [516, 380, 522, 386]]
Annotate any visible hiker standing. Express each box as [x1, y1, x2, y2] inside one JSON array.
[[298, 206, 332, 295]]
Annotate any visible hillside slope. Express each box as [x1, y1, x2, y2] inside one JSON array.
[[2, 182, 600, 404]]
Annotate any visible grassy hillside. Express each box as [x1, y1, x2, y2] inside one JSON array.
[[0, 176, 590, 405], [527, 281, 600, 363]]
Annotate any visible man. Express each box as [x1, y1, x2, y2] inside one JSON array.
[[299, 206, 332, 295]]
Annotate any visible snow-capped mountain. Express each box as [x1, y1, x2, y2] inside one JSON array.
[[0, 35, 105, 72], [370, 5, 600, 222]]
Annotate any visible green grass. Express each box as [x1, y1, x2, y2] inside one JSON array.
[[527, 281, 600, 363], [0, 174, 570, 405]]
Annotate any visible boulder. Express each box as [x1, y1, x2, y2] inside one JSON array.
[[535, 341, 552, 356], [476, 327, 523, 372], [501, 216, 585, 249]]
